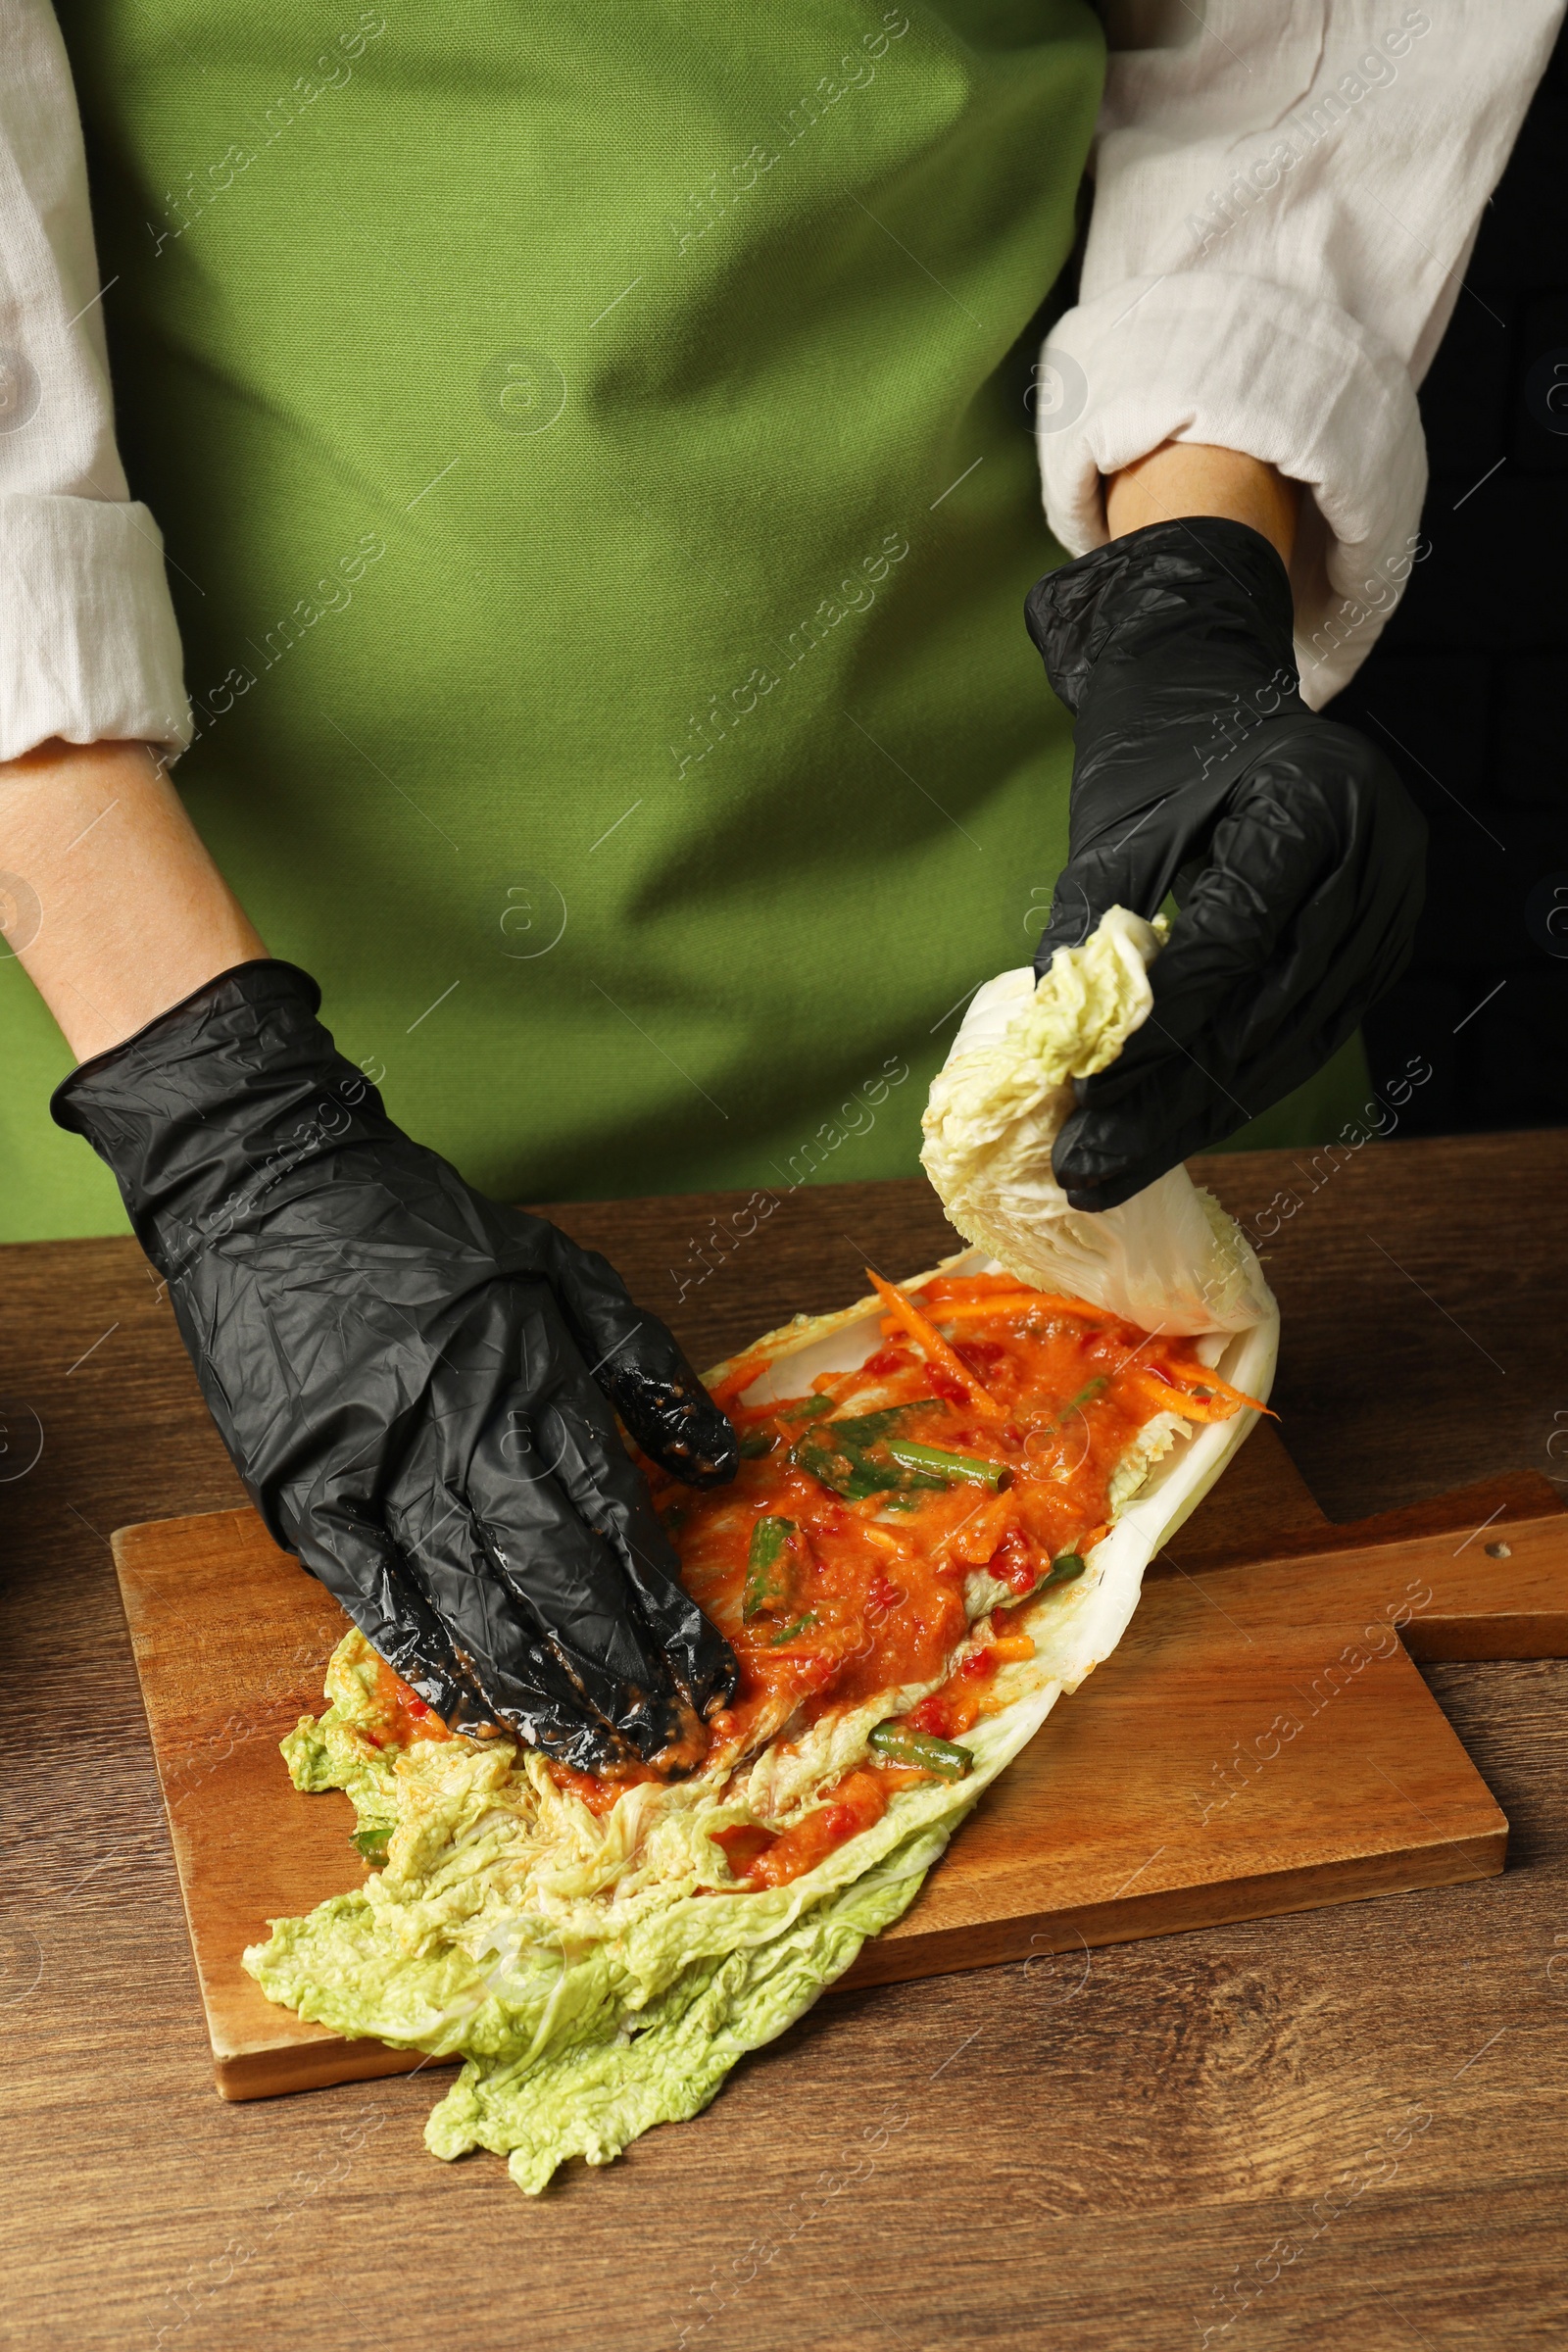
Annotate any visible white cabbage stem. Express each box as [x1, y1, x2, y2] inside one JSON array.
[[921, 906, 1275, 1336]]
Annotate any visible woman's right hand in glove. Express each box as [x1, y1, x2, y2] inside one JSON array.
[[53, 957, 740, 1777], [1025, 512, 1426, 1210]]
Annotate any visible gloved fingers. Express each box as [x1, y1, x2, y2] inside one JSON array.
[[1033, 775, 1222, 979], [1034, 863, 1119, 977], [1050, 985, 1364, 1211], [1052, 747, 1422, 1209], [516, 1376, 739, 1723], [1044, 879, 1290, 1206], [538, 1226, 738, 1489], [387, 1463, 682, 1772], [1092, 759, 1350, 1083], [1052, 887, 1369, 1208], [296, 1497, 486, 1724], [1135, 733, 1418, 1078], [1051, 1000, 1249, 1208], [1059, 747, 1371, 1139], [1174, 725, 1418, 1008], [1052, 897, 1414, 1212]]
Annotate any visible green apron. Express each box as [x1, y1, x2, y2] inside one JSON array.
[[10, 0, 1363, 1247]]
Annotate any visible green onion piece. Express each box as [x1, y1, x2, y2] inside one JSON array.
[[790, 1437, 851, 1496], [885, 1440, 1011, 1491], [1040, 1550, 1087, 1589], [738, 1428, 777, 1459], [790, 1429, 944, 1500], [744, 1515, 798, 1621], [351, 1826, 391, 1865], [867, 1722, 973, 1781], [777, 1395, 833, 1424], [831, 1398, 941, 1446], [1050, 1377, 1108, 1430], [768, 1610, 818, 1646]]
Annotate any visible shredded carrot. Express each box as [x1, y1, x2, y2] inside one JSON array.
[[1132, 1376, 1234, 1423], [1133, 1367, 1274, 1422], [812, 1362, 888, 1410], [710, 1341, 777, 1407], [989, 1634, 1036, 1662], [864, 1269, 1006, 1421], [925, 1292, 1119, 1327], [917, 1274, 1032, 1298], [1193, 1367, 1275, 1416]]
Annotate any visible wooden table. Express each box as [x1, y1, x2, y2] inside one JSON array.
[[4, 1133, 1566, 2350]]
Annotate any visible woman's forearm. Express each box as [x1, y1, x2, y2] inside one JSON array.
[[1104, 442, 1298, 566], [0, 739, 267, 1061]]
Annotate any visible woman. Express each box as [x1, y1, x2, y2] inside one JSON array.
[[1, 0, 1556, 1765]]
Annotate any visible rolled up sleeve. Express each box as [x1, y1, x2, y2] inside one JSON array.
[[1039, 1, 1565, 704], [0, 0, 189, 760]]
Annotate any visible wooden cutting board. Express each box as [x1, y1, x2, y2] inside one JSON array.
[[112, 1421, 1568, 2101]]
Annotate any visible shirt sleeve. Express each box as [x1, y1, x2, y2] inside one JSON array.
[[0, 0, 189, 760], [1040, 1, 1566, 705]]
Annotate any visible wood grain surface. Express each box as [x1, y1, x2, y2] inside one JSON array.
[[4, 1133, 1568, 2350], [111, 1474, 1568, 2099]]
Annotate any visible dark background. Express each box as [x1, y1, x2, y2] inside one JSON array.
[[1339, 24, 1568, 1135]]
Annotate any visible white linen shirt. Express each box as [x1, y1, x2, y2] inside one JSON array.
[[0, 0, 1562, 758]]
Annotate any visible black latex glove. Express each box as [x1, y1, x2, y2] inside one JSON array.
[[1025, 517, 1426, 1211], [53, 960, 739, 1775]]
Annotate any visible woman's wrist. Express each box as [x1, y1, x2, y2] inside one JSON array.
[[1103, 442, 1299, 568], [0, 737, 268, 1061]]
